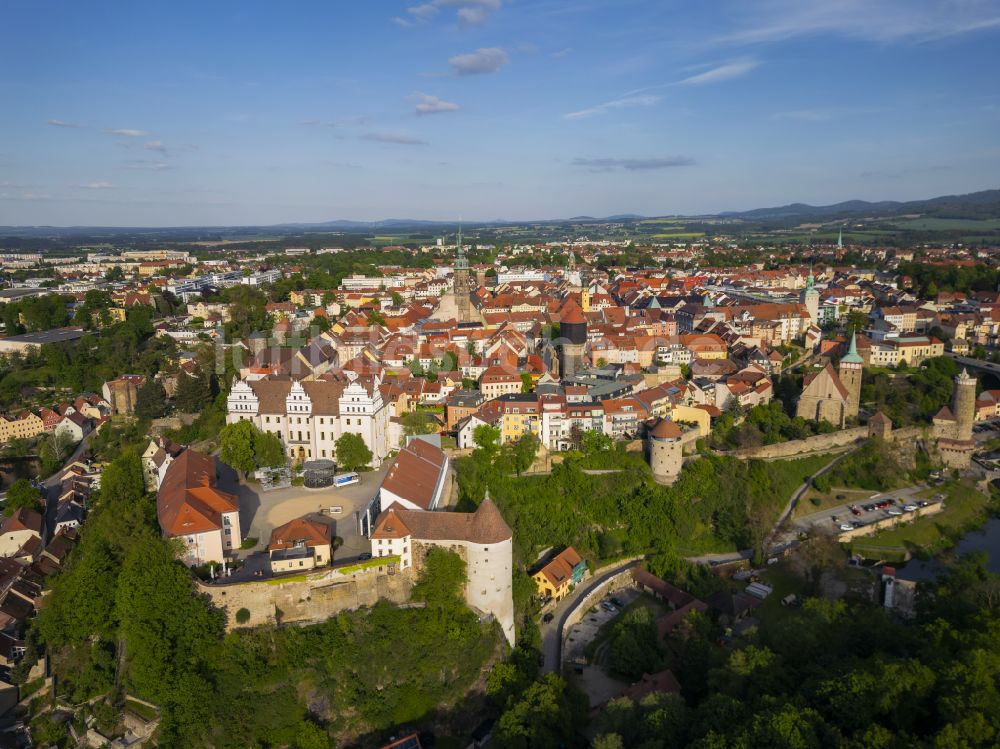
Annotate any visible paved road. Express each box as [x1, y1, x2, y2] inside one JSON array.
[[40, 431, 95, 543], [945, 352, 1000, 377], [540, 558, 641, 674]]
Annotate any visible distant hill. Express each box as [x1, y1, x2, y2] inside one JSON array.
[[719, 188, 1000, 222]]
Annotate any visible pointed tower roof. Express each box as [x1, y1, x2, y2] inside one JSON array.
[[837, 227, 844, 249], [650, 417, 682, 440], [841, 331, 864, 365], [455, 220, 468, 271], [806, 267, 815, 292], [560, 298, 586, 325]]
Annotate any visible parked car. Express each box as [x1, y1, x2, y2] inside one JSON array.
[[903, 504, 918, 512], [917, 500, 929, 507], [610, 597, 624, 608], [542, 612, 554, 623], [839, 523, 853, 531], [887, 509, 903, 516], [850, 507, 861, 516], [831, 515, 839, 523]]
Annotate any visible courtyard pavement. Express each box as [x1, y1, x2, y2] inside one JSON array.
[[234, 462, 392, 566]]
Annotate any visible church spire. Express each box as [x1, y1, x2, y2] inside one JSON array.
[[837, 227, 844, 250], [455, 219, 468, 271], [841, 330, 863, 365]]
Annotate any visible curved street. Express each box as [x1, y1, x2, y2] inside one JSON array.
[[540, 558, 641, 674]]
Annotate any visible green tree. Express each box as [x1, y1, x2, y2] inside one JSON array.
[[254, 429, 285, 468], [334, 432, 373, 472], [495, 674, 587, 749], [135, 378, 168, 421], [219, 420, 259, 475], [474, 424, 501, 454], [520, 372, 533, 393], [401, 411, 437, 437], [3, 479, 42, 516], [390, 291, 404, 306], [510, 433, 539, 476], [174, 372, 212, 413]]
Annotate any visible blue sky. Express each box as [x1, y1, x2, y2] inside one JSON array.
[[2, 0, 999, 226]]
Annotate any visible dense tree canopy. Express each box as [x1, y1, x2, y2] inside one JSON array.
[[2, 479, 42, 517], [334, 432, 373, 472]]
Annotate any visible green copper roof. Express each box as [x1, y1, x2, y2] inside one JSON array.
[[841, 331, 863, 364]]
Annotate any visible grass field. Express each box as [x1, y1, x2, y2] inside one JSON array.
[[850, 480, 993, 558], [757, 452, 845, 523], [650, 232, 705, 239], [793, 486, 877, 519]]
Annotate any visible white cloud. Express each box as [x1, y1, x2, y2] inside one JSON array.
[[413, 92, 461, 115], [106, 128, 149, 137], [125, 160, 170, 171], [677, 58, 759, 85], [573, 156, 696, 171], [144, 140, 168, 154], [409, 3, 439, 20], [458, 6, 489, 25], [715, 0, 1000, 44], [449, 47, 509, 75], [362, 132, 428, 145], [564, 94, 661, 120], [402, 0, 502, 26], [47, 119, 81, 128], [550, 47, 573, 58], [75, 181, 114, 189]]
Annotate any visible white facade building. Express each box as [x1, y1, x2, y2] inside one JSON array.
[[226, 373, 392, 465]]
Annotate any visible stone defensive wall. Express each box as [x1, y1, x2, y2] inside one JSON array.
[[198, 565, 415, 630], [730, 425, 925, 461]]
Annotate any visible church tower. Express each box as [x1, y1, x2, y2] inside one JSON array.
[[454, 224, 473, 323], [838, 331, 864, 422], [800, 268, 819, 326]]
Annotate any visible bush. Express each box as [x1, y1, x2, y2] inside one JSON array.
[[240, 537, 258, 550], [235, 608, 251, 625]]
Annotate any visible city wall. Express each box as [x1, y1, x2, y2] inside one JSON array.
[[198, 566, 415, 630], [731, 425, 925, 461]]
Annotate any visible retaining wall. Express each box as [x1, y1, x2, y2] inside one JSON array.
[[837, 501, 944, 542], [198, 566, 415, 629]]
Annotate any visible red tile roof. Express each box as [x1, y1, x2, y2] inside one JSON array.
[[157, 450, 238, 537]]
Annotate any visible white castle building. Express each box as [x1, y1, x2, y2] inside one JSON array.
[[226, 372, 391, 465], [369, 496, 516, 646]]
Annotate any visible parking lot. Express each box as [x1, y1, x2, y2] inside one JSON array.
[[792, 485, 940, 536], [563, 587, 640, 666], [236, 462, 391, 564]]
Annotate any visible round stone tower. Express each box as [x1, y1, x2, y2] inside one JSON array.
[[648, 417, 683, 485], [953, 367, 976, 442], [559, 299, 588, 379]]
